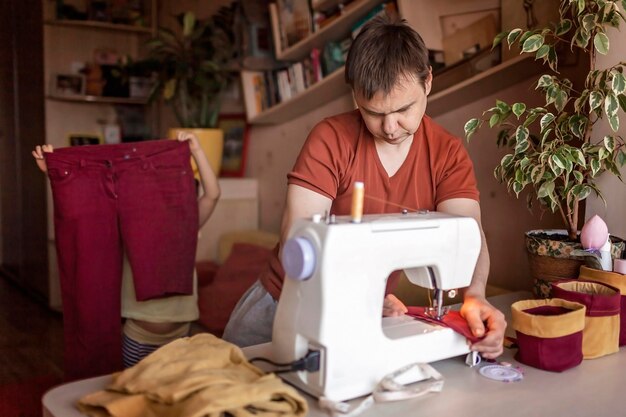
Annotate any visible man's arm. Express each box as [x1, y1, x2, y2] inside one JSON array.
[[437, 198, 506, 359], [280, 184, 332, 245]]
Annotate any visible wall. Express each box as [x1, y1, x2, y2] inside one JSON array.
[[585, 25, 626, 239]]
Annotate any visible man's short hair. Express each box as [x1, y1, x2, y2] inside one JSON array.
[[345, 14, 430, 99]]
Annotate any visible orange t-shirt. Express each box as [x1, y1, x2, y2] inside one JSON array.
[[260, 110, 479, 300]]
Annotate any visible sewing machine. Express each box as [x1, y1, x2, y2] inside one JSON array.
[[271, 211, 481, 402]]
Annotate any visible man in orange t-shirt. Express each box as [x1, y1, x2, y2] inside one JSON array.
[[223, 14, 506, 359]]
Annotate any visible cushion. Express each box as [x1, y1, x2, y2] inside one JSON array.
[[197, 243, 273, 336]]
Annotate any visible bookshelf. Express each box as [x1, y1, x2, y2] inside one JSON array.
[[242, 0, 543, 125], [242, 0, 386, 124]]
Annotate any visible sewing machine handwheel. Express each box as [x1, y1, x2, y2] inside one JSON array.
[[282, 237, 316, 280]]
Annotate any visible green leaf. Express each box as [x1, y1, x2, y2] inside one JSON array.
[[604, 135, 616, 151], [183, 12, 196, 37], [496, 100, 511, 113], [618, 94, 626, 112], [594, 32, 610, 55], [591, 158, 601, 175], [555, 89, 568, 112], [556, 19, 573, 36], [552, 154, 567, 169], [522, 34, 544, 53], [489, 113, 500, 128], [493, 31, 508, 48], [464, 118, 480, 139], [573, 171, 584, 183], [515, 126, 530, 142], [512, 103, 527, 119], [589, 91, 604, 110], [501, 154, 514, 168], [515, 139, 530, 154], [606, 93, 619, 117], [513, 182, 524, 196], [535, 45, 550, 60], [531, 165, 545, 182], [573, 149, 586, 167], [582, 13, 596, 31], [618, 150, 626, 166], [612, 72, 626, 95], [573, 184, 592, 200], [538, 181, 555, 198], [537, 75, 553, 88], [507, 29, 523, 47], [540, 112, 555, 130], [608, 114, 620, 131]]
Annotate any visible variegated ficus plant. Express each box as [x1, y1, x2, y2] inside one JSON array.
[[464, 0, 626, 241]]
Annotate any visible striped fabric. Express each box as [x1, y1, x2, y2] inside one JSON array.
[[122, 334, 160, 368]]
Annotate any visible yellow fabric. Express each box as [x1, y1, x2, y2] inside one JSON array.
[[77, 334, 307, 417], [511, 299, 586, 338], [583, 316, 620, 359], [579, 265, 626, 293], [121, 256, 199, 323]]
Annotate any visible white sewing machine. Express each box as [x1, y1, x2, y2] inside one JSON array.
[[271, 211, 481, 402]]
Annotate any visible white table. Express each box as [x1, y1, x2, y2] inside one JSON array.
[[43, 292, 626, 417]]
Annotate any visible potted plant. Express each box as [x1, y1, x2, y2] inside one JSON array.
[[143, 5, 238, 174], [464, 0, 626, 297]]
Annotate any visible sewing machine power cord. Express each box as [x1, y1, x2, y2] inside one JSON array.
[[249, 349, 322, 374]]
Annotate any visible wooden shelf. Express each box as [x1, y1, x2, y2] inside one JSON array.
[[44, 19, 153, 34], [272, 0, 383, 62], [428, 54, 545, 117], [248, 68, 349, 125], [46, 95, 149, 105], [247, 55, 545, 125]]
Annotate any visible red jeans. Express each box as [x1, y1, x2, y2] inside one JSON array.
[[45, 140, 198, 380]]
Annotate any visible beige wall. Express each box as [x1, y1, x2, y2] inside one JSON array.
[[585, 26, 626, 239]]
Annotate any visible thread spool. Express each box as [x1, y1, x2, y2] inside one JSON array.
[[350, 181, 364, 223]]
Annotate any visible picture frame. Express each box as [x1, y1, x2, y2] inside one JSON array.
[[51, 73, 85, 97], [218, 114, 250, 177]]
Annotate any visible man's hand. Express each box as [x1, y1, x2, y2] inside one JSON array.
[[32, 144, 54, 173], [460, 294, 506, 359], [382, 294, 408, 317]]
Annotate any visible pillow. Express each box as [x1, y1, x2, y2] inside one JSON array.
[[197, 243, 272, 336]]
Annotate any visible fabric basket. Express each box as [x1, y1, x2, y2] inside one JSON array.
[[511, 299, 586, 372], [579, 265, 626, 346], [551, 279, 620, 359]]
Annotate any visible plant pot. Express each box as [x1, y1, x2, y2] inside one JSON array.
[[525, 230, 625, 298], [168, 128, 224, 177]]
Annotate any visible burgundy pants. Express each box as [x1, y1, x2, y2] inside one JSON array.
[[45, 140, 198, 380]]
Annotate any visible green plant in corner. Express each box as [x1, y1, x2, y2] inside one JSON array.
[[464, 0, 626, 241], [145, 6, 238, 128]]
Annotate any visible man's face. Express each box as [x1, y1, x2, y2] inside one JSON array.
[[355, 72, 432, 146]]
